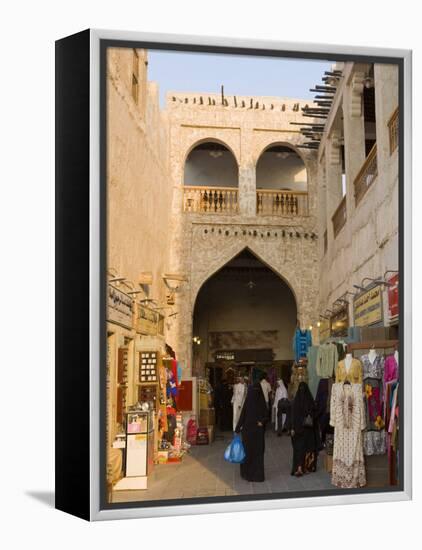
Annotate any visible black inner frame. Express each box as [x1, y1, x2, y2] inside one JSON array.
[[99, 38, 405, 511]]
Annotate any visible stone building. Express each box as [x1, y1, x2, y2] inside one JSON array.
[[105, 48, 399, 446]]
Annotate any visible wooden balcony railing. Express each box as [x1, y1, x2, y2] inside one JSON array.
[[332, 195, 347, 238], [183, 186, 238, 214], [353, 143, 378, 205], [388, 107, 399, 155], [256, 189, 308, 216]]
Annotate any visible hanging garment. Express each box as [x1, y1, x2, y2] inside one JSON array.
[[335, 358, 363, 384], [231, 382, 247, 431], [316, 342, 338, 378], [307, 345, 320, 398], [293, 329, 312, 362], [273, 379, 288, 431], [235, 382, 267, 482], [288, 364, 309, 400], [330, 383, 366, 488], [362, 353, 386, 455]]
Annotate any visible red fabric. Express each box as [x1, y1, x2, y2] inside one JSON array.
[[171, 359, 178, 386]]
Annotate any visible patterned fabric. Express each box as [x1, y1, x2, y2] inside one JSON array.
[[293, 329, 312, 362], [330, 383, 366, 488], [316, 343, 338, 378], [335, 358, 363, 384], [362, 354, 386, 455]]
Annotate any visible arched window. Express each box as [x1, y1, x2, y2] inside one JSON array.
[[256, 144, 308, 216], [256, 144, 307, 192], [184, 141, 238, 188], [183, 141, 239, 213]]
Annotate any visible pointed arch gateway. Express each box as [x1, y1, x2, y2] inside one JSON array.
[[192, 247, 299, 385]]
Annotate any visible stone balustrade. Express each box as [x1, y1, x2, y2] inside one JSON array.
[[388, 107, 399, 155], [332, 195, 347, 237], [256, 189, 308, 216], [353, 143, 378, 205], [183, 186, 238, 214]]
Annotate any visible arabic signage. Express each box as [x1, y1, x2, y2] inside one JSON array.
[[136, 304, 164, 336], [353, 284, 383, 327], [318, 318, 331, 342], [388, 273, 399, 322], [108, 284, 133, 329], [330, 306, 349, 337]]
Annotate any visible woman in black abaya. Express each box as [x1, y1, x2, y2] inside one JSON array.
[[289, 381, 320, 476], [235, 381, 267, 482]]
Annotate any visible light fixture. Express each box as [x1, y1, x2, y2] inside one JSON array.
[[363, 76, 374, 89], [246, 280, 256, 290], [353, 284, 366, 292], [209, 150, 223, 159], [309, 325, 313, 331], [317, 321, 321, 328]]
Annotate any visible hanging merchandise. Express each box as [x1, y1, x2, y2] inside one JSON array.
[[307, 345, 320, 398], [288, 363, 309, 399], [330, 383, 366, 488], [335, 356, 363, 384], [186, 416, 198, 445], [315, 341, 338, 378], [293, 328, 312, 362], [361, 352, 386, 455]]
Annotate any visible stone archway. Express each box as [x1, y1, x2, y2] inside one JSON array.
[[191, 247, 299, 378]]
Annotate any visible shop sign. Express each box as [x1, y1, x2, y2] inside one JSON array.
[[330, 306, 349, 338], [136, 304, 163, 336], [353, 284, 383, 327], [318, 318, 331, 342], [388, 274, 399, 322], [215, 350, 235, 361], [108, 284, 133, 329]]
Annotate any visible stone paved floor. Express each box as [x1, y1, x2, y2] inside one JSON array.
[[112, 429, 334, 503]]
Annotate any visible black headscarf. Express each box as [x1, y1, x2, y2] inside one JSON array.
[[235, 381, 267, 432], [291, 381, 315, 434]]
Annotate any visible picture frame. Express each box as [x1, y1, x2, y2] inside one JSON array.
[[55, 28, 412, 521]]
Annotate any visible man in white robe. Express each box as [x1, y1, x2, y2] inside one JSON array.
[[273, 379, 288, 431], [231, 376, 247, 431]]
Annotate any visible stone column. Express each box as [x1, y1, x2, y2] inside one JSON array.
[[342, 70, 366, 220], [238, 126, 256, 217], [238, 164, 256, 216], [325, 131, 343, 246]]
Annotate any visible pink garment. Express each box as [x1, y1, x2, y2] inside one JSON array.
[[384, 355, 398, 384]]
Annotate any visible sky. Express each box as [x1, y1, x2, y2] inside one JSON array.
[[147, 49, 332, 108]]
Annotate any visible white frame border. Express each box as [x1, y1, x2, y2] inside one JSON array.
[[89, 29, 412, 521]]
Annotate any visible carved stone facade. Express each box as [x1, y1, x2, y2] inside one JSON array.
[[164, 92, 320, 373]]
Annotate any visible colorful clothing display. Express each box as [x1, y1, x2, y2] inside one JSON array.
[[316, 342, 338, 378], [335, 358, 363, 384], [330, 383, 366, 488], [361, 353, 386, 455], [293, 328, 312, 362]]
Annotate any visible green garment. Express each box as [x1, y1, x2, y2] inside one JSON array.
[[307, 346, 320, 398], [316, 342, 338, 378]]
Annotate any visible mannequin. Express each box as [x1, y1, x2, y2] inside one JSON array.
[[368, 347, 377, 363], [344, 352, 353, 372]]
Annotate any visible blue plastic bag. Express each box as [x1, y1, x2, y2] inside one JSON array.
[[224, 434, 246, 463]]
